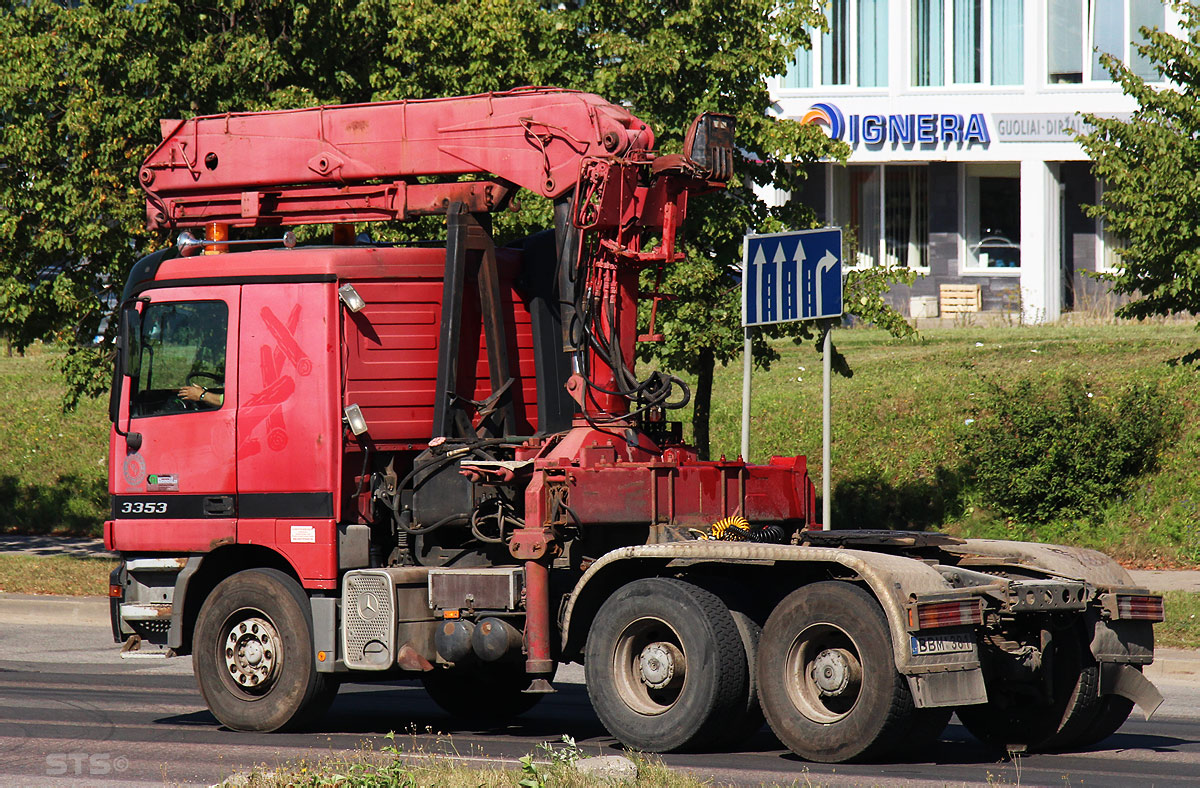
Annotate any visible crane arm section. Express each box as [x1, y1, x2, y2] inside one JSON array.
[[140, 88, 656, 229]]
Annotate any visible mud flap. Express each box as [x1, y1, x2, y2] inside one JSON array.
[[907, 667, 988, 708], [1101, 662, 1164, 720]]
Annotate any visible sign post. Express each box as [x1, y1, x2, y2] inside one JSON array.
[[741, 228, 842, 530]]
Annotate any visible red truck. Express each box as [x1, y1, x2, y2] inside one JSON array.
[[108, 88, 1163, 762]]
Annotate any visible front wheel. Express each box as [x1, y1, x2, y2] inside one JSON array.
[[193, 568, 335, 732], [757, 582, 918, 763]]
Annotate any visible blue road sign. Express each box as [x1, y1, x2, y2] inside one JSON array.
[[742, 228, 842, 326]]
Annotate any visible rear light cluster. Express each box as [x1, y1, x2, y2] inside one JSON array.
[[907, 598, 984, 630], [1115, 594, 1165, 622]]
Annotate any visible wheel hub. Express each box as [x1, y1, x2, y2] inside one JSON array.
[[638, 641, 684, 690], [225, 616, 279, 689], [811, 647, 855, 696]]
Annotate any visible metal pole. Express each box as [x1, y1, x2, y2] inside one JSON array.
[[822, 327, 832, 531], [741, 327, 752, 461]]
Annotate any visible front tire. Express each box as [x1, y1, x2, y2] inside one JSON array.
[[193, 568, 335, 732], [757, 582, 917, 763], [585, 577, 748, 753]]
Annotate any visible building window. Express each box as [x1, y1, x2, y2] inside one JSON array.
[[1047, 0, 1165, 84], [991, 0, 1024, 84], [954, 0, 983, 83], [783, 0, 888, 89], [913, 0, 1023, 87], [963, 163, 1021, 271], [831, 165, 928, 271]]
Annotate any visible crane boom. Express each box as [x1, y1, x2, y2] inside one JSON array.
[[140, 88, 656, 229]]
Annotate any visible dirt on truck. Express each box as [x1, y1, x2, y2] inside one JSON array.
[[106, 87, 1163, 763]]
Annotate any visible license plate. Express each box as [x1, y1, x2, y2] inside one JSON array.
[[910, 633, 974, 656]]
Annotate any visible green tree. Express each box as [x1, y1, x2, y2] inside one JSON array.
[[1, 0, 913, 444], [0, 0, 394, 402], [1077, 3, 1200, 322], [579, 0, 914, 456]]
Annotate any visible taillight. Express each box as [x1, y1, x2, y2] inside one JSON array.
[[1115, 594, 1164, 622], [908, 598, 984, 630], [109, 584, 123, 599]]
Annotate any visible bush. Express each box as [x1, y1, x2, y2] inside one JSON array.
[[960, 377, 1174, 524]]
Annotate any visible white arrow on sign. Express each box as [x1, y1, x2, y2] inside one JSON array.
[[794, 239, 808, 317], [815, 249, 838, 318], [772, 242, 786, 323], [752, 243, 767, 323]]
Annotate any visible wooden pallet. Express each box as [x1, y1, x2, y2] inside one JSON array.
[[939, 284, 982, 314]]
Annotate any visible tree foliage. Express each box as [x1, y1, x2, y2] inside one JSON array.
[[1, 0, 913, 453], [1078, 2, 1200, 321]]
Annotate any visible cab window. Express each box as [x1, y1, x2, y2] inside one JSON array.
[[129, 301, 227, 418]]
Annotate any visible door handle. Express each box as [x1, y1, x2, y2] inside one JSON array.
[[204, 495, 235, 517]]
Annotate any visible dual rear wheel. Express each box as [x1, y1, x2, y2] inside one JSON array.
[[756, 581, 948, 763], [583, 577, 942, 760], [584, 577, 761, 752]]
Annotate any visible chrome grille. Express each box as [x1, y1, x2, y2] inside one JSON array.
[[341, 569, 395, 670]]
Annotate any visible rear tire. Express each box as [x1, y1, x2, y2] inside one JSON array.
[[585, 577, 748, 752], [724, 610, 766, 746], [757, 582, 917, 763], [193, 568, 334, 732], [957, 627, 1101, 752], [1071, 694, 1135, 748]]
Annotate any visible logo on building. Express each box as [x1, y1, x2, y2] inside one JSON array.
[[801, 103, 990, 147], [800, 103, 846, 141]]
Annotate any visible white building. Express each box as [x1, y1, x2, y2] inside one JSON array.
[[768, 0, 1184, 323]]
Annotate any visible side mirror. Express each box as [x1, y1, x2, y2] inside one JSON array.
[[118, 308, 134, 378], [682, 113, 736, 183], [110, 303, 141, 429]]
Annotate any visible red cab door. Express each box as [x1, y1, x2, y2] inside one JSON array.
[[109, 285, 240, 551]]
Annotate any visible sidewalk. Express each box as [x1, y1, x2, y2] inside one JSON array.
[[0, 534, 110, 557]]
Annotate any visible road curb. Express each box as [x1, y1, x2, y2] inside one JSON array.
[[1146, 648, 1200, 682], [0, 593, 109, 626]]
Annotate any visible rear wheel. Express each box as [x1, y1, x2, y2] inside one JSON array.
[[724, 610, 766, 746], [757, 582, 917, 763], [957, 627, 1101, 751], [193, 568, 336, 732], [1071, 694, 1135, 748], [421, 661, 543, 727], [585, 577, 748, 752]]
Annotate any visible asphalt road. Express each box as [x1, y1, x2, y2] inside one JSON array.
[[1, 622, 1199, 788]]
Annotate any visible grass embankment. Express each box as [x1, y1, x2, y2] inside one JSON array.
[[0, 345, 108, 536], [1158, 591, 1200, 650], [698, 323, 1200, 567], [0, 554, 115, 595], [3, 324, 1200, 565]]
